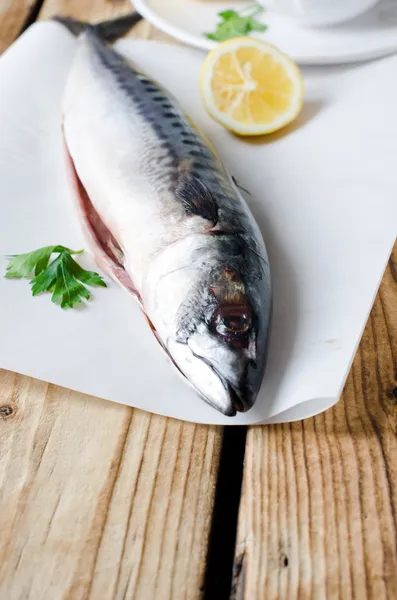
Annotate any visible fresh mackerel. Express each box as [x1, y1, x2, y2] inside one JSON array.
[[60, 21, 272, 416]]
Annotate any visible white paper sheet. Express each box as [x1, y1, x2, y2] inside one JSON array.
[[0, 22, 395, 425]]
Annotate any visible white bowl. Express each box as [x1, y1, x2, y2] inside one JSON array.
[[133, 0, 397, 65], [258, 0, 380, 27]]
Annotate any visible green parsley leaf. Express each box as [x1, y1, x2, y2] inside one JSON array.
[[218, 10, 240, 20], [205, 3, 267, 42], [248, 19, 267, 33], [5, 245, 106, 309]]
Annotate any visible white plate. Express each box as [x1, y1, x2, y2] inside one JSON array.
[[134, 0, 397, 65], [0, 22, 395, 425]]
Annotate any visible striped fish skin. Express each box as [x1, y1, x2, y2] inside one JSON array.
[[62, 29, 272, 417]]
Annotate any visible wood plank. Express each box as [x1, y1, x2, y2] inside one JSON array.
[[0, 379, 221, 599], [0, 0, 39, 54], [233, 244, 397, 600], [38, 0, 175, 42], [39, 0, 135, 24], [0, 3, 222, 599]]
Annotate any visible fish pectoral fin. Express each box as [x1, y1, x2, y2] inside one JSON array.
[[175, 172, 218, 224], [232, 175, 252, 197]]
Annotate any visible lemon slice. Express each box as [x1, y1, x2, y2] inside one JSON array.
[[199, 37, 304, 136]]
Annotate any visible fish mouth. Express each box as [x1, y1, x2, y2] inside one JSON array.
[[226, 382, 255, 415], [195, 359, 256, 417], [186, 366, 255, 418], [211, 369, 255, 417], [193, 353, 256, 417]]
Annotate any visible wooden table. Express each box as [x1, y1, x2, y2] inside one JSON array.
[[0, 2, 396, 598]]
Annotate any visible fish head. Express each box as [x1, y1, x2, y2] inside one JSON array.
[[165, 243, 271, 417]]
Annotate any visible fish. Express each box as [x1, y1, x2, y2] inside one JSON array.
[[57, 15, 272, 417]]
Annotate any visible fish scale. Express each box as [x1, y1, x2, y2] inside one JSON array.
[[92, 32, 229, 202]]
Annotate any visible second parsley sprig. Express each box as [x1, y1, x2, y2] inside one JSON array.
[[5, 245, 107, 309], [205, 3, 267, 42]]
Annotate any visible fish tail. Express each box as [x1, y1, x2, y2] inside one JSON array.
[[53, 11, 143, 42]]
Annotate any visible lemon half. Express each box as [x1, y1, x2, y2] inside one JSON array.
[[199, 37, 304, 136]]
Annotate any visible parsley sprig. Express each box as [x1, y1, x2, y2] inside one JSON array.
[[5, 245, 106, 309], [205, 3, 267, 42]]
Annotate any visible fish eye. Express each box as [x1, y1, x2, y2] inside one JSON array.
[[212, 305, 252, 339]]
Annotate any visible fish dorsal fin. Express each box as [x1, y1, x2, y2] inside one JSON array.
[[175, 172, 218, 224]]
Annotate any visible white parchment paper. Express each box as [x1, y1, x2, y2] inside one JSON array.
[[0, 22, 395, 424]]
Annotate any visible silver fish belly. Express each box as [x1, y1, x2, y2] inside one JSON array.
[[62, 29, 272, 417]]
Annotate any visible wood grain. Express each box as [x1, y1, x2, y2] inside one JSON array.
[[234, 244, 397, 600], [0, 378, 221, 599], [0, 0, 39, 54], [0, 3, 222, 599]]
